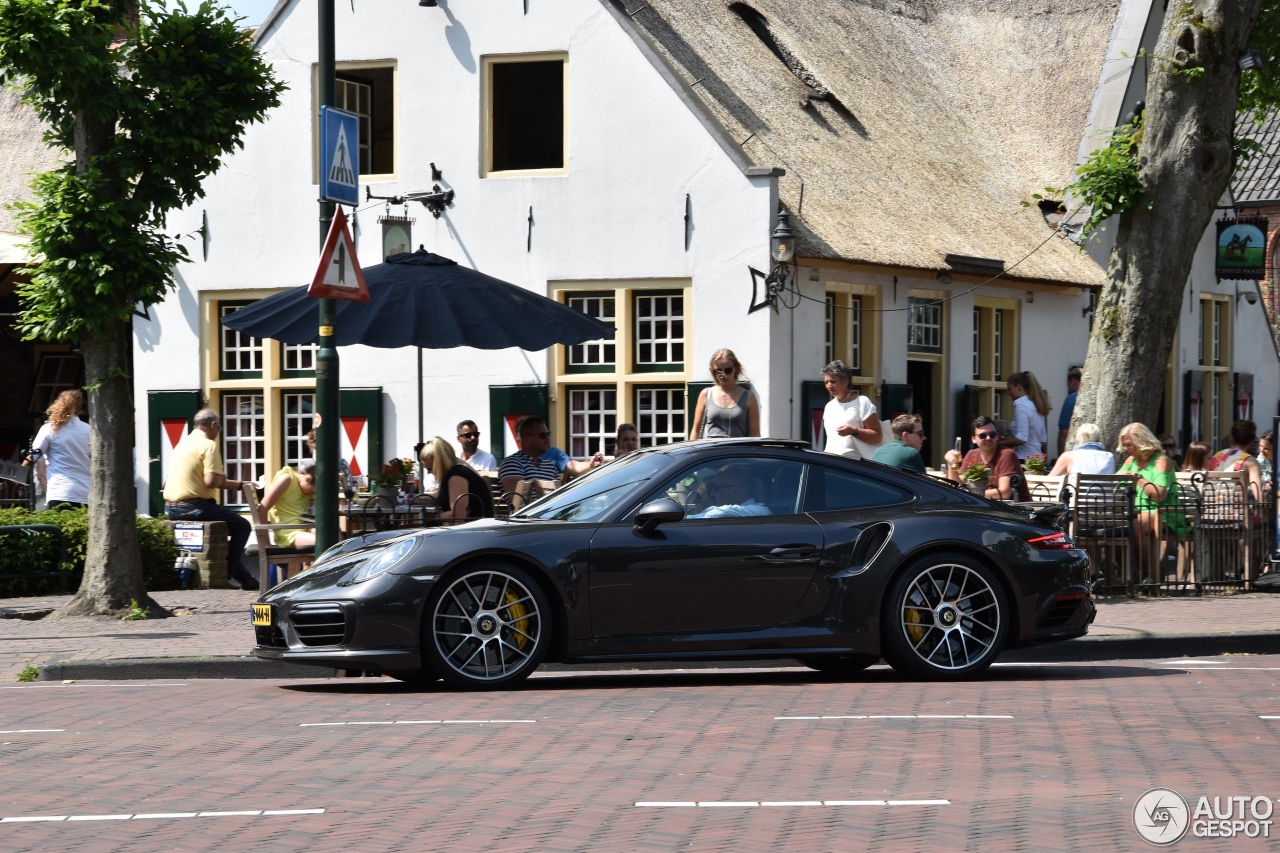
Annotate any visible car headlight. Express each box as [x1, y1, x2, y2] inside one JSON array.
[[350, 537, 420, 583]]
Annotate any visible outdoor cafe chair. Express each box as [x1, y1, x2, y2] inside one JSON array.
[[1067, 473, 1137, 595], [242, 483, 313, 591]]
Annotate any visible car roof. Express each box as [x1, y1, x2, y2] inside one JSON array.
[[639, 438, 813, 458]]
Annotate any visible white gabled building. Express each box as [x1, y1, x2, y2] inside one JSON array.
[[127, 0, 1278, 514]]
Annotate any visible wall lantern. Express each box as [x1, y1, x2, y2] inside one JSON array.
[[747, 208, 797, 313]]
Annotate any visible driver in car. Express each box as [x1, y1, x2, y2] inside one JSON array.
[[689, 464, 771, 519]]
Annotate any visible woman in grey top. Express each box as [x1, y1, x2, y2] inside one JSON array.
[[688, 348, 760, 439]]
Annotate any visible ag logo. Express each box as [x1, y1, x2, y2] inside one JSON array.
[[1134, 787, 1190, 845]]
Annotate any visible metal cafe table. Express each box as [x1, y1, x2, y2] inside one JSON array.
[[340, 494, 443, 536]]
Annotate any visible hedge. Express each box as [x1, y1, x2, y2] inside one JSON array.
[[0, 508, 180, 597]]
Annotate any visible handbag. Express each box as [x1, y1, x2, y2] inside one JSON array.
[[849, 419, 892, 459]]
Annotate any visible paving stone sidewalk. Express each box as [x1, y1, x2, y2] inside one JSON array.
[[1, 589, 1279, 682]]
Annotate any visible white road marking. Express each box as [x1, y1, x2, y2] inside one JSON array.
[[0, 729, 64, 734], [1159, 659, 1224, 665], [1259, 716, 1280, 719], [299, 719, 534, 727], [775, 714, 1012, 721], [635, 799, 950, 808], [2, 808, 325, 824]]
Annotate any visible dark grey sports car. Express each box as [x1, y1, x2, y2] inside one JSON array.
[[251, 438, 1094, 688]]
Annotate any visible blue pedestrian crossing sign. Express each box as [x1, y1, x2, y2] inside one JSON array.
[[320, 105, 360, 206]]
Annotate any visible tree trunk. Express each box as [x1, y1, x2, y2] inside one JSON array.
[[1072, 0, 1264, 443], [51, 321, 167, 619]]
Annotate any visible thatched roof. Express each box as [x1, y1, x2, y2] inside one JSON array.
[[1233, 107, 1280, 205], [607, 0, 1115, 287], [0, 87, 66, 235]]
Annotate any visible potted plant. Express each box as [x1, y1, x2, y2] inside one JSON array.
[[959, 461, 992, 495], [1022, 453, 1048, 475], [369, 457, 416, 501]]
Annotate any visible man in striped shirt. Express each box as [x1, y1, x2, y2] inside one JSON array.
[[499, 416, 603, 497]]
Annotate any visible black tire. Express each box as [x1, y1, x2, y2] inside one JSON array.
[[801, 655, 879, 677], [422, 563, 551, 689], [880, 554, 1008, 679]]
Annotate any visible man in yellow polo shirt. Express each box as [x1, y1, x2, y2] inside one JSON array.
[[163, 409, 257, 590]]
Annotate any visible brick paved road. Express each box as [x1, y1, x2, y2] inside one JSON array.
[[0, 657, 1277, 852]]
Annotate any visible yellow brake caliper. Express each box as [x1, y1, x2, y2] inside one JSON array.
[[504, 590, 529, 650]]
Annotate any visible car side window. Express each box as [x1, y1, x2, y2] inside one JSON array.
[[804, 465, 913, 513], [654, 457, 806, 519]]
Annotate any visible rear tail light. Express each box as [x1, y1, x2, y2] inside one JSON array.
[[1028, 531, 1074, 550]]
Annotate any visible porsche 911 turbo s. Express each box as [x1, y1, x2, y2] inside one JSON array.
[[251, 438, 1094, 688]]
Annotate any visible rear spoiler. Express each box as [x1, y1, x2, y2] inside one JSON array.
[[1030, 503, 1070, 530]]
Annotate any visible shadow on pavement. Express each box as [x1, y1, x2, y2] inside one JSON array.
[[275, 661, 1180, 694]]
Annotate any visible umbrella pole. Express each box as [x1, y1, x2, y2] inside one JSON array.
[[416, 347, 425, 490]]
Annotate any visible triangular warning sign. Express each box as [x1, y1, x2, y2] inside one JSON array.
[[309, 208, 369, 302], [328, 122, 356, 188]]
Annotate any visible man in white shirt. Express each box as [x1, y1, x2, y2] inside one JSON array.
[[689, 465, 771, 519], [456, 420, 496, 472]]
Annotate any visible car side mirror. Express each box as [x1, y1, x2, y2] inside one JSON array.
[[634, 497, 684, 534]]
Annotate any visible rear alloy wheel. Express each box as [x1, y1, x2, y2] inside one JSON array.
[[881, 555, 1008, 679], [424, 564, 550, 689]]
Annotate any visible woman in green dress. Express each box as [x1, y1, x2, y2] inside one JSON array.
[[1118, 422, 1188, 578]]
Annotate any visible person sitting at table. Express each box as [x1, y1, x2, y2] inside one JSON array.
[[1119, 422, 1190, 577], [1180, 441, 1211, 472], [1048, 423, 1115, 476], [455, 419, 497, 472], [689, 464, 771, 519], [499, 416, 603, 496], [259, 458, 317, 549], [944, 415, 1031, 502], [1209, 419, 1265, 501], [421, 436, 495, 521]]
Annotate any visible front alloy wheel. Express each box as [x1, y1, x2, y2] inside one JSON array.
[[881, 555, 1007, 679], [424, 564, 550, 689]]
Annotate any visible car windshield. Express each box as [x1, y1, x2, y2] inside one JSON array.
[[512, 453, 668, 522]]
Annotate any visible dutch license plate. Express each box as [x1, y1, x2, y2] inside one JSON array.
[[252, 604, 273, 627]]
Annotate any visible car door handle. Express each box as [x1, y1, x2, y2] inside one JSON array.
[[768, 545, 816, 560]]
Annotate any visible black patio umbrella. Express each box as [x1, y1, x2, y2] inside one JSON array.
[[220, 248, 613, 349], [220, 248, 614, 457]]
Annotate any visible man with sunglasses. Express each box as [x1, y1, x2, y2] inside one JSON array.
[[498, 416, 603, 496], [455, 419, 496, 473], [944, 415, 1031, 501], [871, 414, 927, 473]]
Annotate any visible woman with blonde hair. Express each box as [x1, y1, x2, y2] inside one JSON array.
[[420, 436, 494, 520], [29, 389, 91, 509], [1118, 422, 1189, 576], [688, 348, 760, 439], [1004, 370, 1050, 460]]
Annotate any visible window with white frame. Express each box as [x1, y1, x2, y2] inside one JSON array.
[[483, 53, 567, 176], [567, 387, 617, 457], [566, 293, 616, 372], [970, 297, 1018, 425], [555, 283, 690, 456], [208, 296, 318, 505], [825, 286, 875, 394], [907, 297, 942, 354], [634, 291, 684, 371], [1198, 295, 1232, 444], [335, 66, 395, 176], [636, 386, 686, 447]]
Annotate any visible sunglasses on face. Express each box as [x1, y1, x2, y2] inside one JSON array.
[[458, 432, 480, 440], [525, 431, 551, 439], [712, 367, 734, 375], [975, 432, 997, 440]]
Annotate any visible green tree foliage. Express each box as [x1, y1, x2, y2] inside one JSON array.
[[0, 0, 283, 615], [0, 0, 285, 339]]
